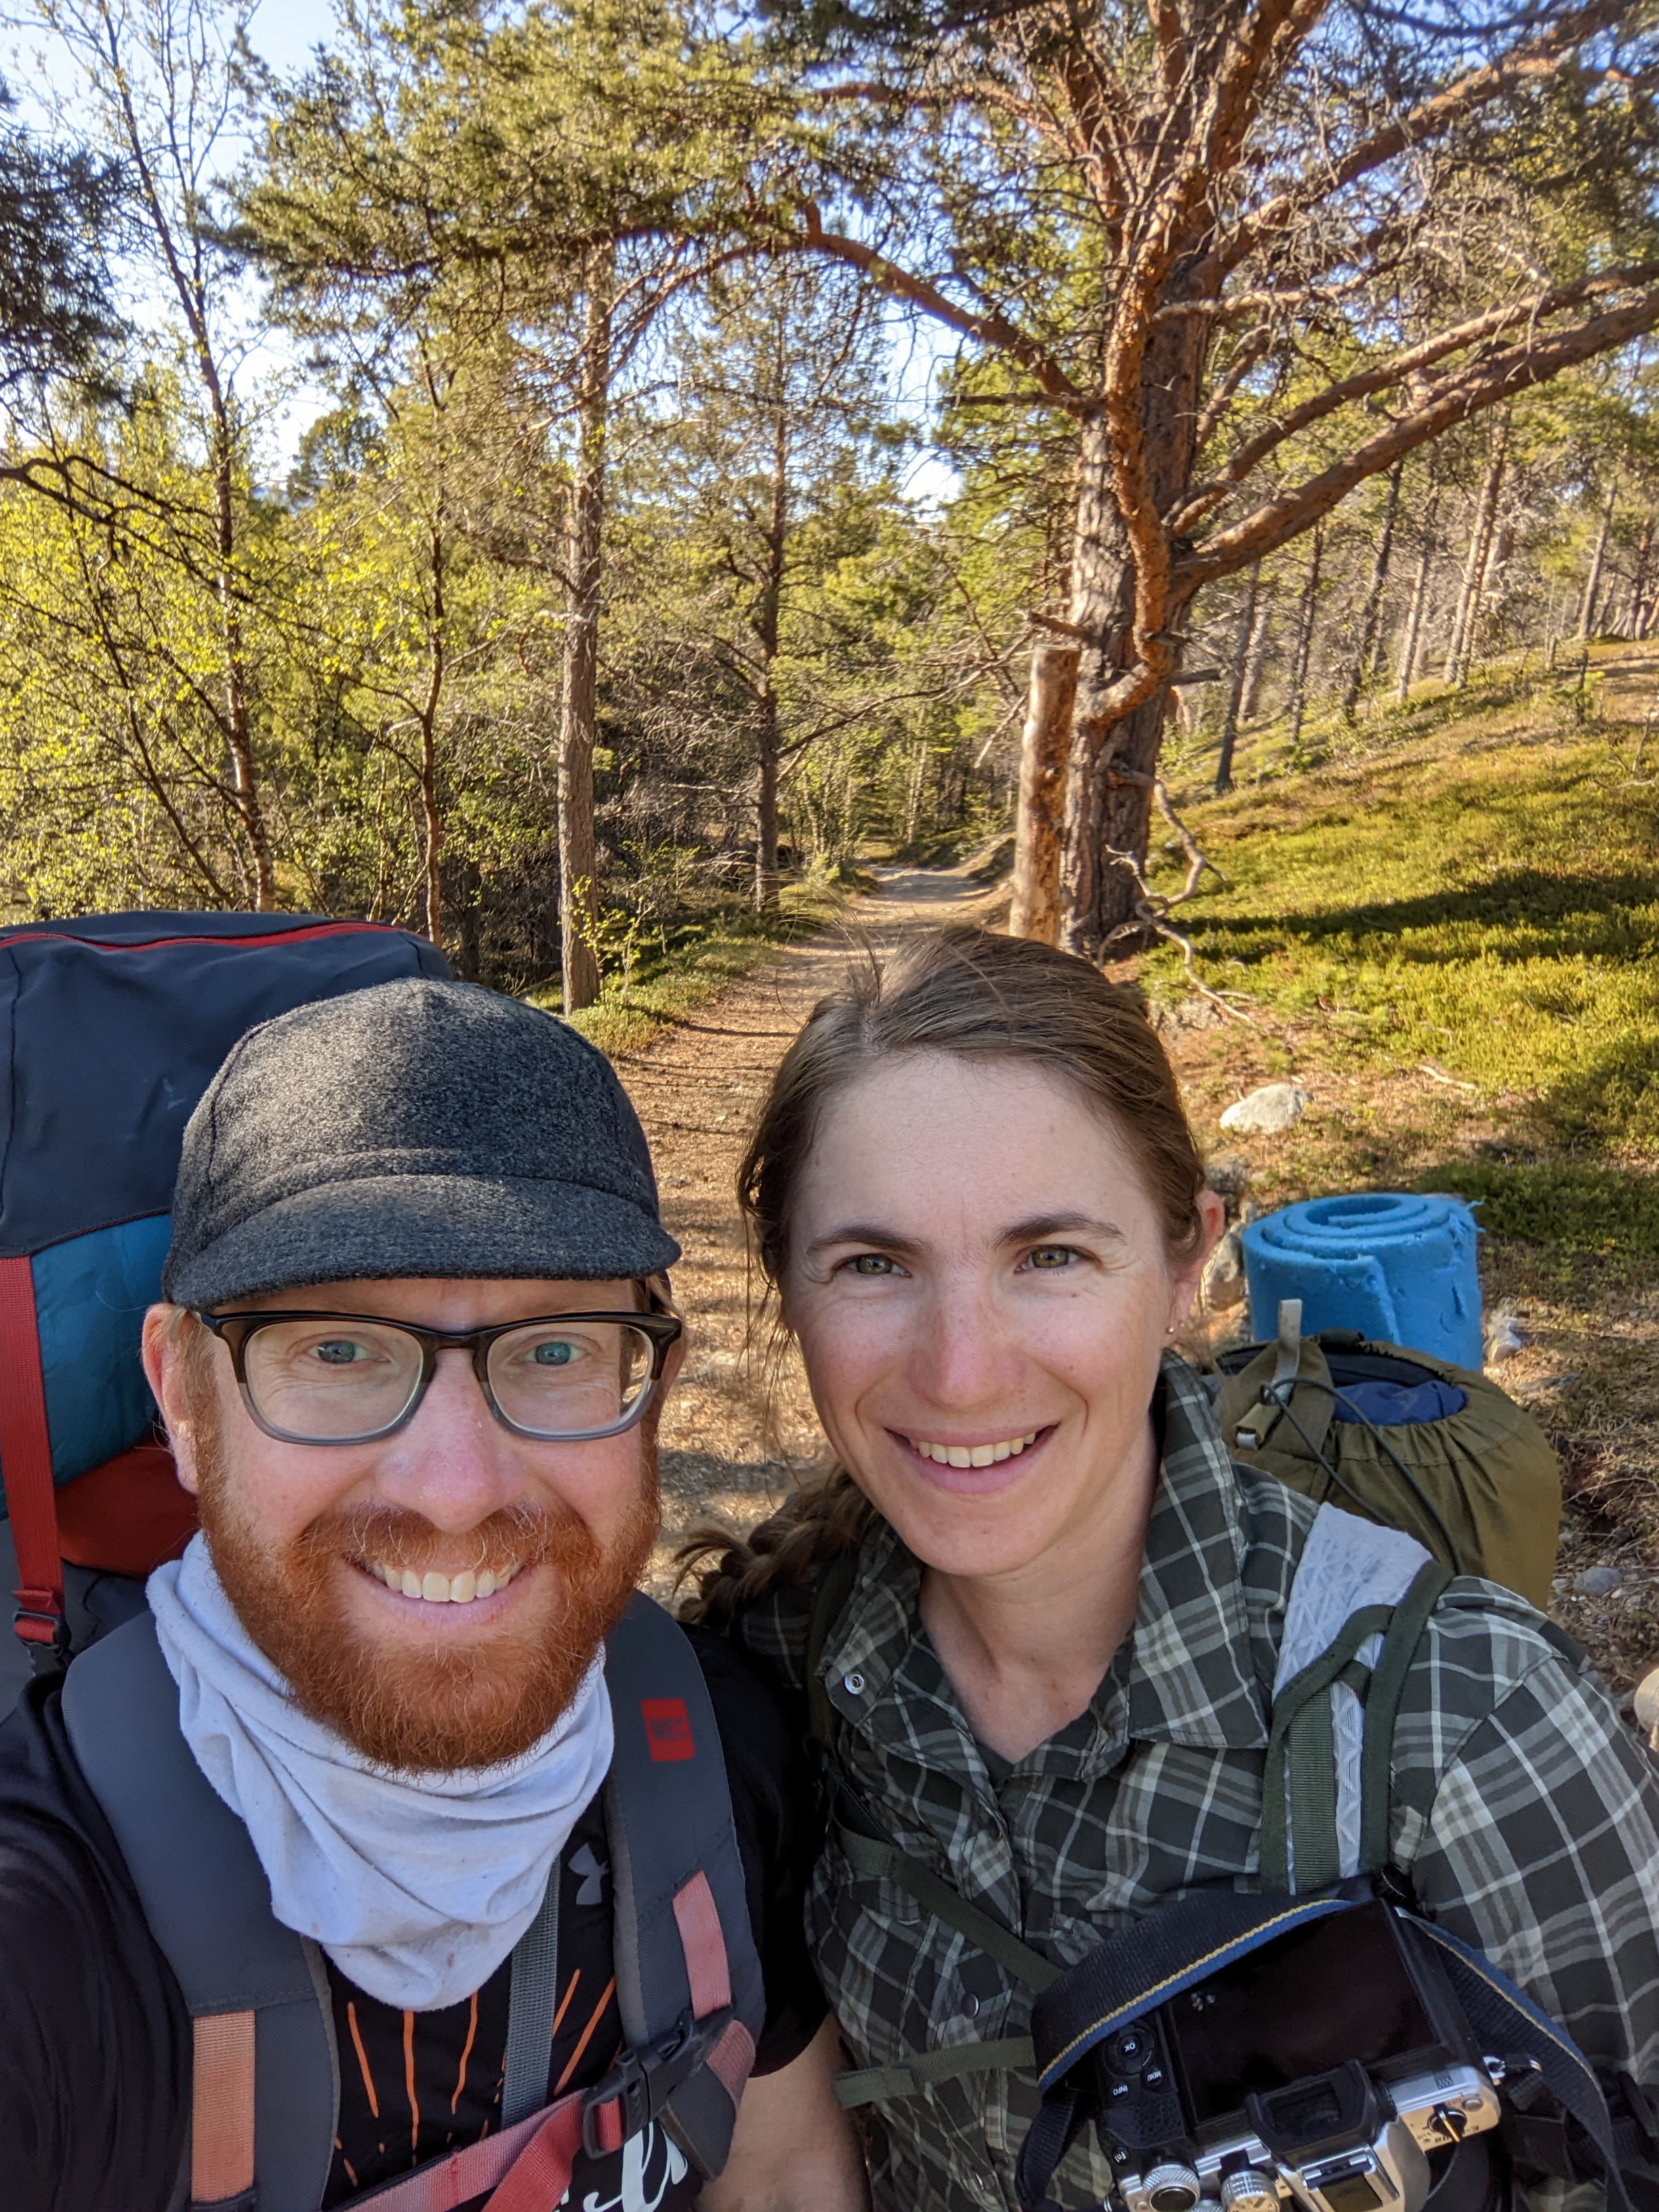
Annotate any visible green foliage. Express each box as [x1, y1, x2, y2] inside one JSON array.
[[1156, 650, 1659, 1167]]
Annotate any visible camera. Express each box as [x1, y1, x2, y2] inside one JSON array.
[[1085, 1898, 1502, 2212]]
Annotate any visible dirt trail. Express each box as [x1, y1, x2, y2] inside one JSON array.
[[618, 866, 1004, 1584]]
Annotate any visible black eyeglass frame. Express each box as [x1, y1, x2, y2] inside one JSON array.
[[196, 1305, 684, 1446]]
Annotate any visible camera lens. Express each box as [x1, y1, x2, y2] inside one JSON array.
[[1143, 2161, 1203, 2211]]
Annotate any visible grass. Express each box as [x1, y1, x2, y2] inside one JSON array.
[[1149, 641, 1659, 1254], [527, 865, 852, 1057]]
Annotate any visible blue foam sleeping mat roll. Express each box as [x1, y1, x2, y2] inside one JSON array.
[[1238, 1191, 1483, 1369]]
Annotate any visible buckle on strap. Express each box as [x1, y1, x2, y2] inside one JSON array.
[[581, 2008, 722, 2160], [13, 1593, 70, 1671]]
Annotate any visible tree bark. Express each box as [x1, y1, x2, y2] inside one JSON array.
[[419, 519, 445, 949], [211, 420, 276, 910], [1631, 518, 1655, 639], [1446, 415, 1509, 684], [1240, 587, 1273, 723], [1060, 305, 1210, 957], [1577, 480, 1618, 641], [1010, 640, 1078, 942], [1286, 523, 1325, 752], [1215, 558, 1261, 794], [1341, 456, 1403, 716], [558, 247, 613, 1014], [754, 386, 787, 911], [1395, 509, 1438, 701]]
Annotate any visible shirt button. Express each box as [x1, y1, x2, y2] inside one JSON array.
[[843, 1672, 866, 1695]]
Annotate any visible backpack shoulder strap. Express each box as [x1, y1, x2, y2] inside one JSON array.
[[598, 1593, 765, 2178], [60, 1612, 338, 2212], [804, 1550, 859, 1748], [1262, 1502, 1452, 1892]]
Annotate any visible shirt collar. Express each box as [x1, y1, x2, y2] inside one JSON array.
[[817, 1352, 1270, 1763]]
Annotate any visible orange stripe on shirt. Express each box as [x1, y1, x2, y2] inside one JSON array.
[[552, 1968, 581, 2040], [346, 2001, 381, 2119], [404, 2010, 420, 2156], [554, 1977, 616, 2095], [451, 1991, 480, 2115]]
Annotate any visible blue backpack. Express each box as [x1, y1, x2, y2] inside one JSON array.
[[0, 910, 451, 1668]]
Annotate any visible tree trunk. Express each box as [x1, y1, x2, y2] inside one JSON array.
[[1060, 301, 1210, 957], [419, 521, 446, 949], [211, 419, 276, 909], [1240, 588, 1273, 723], [1394, 514, 1437, 701], [1445, 415, 1509, 685], [754, 391, 787, 910], [1214, 559, 1261, 795], [1577, 481, 1618, 642], [1286, 523, 1324, 752], [1341, 457, 1403, 716], [1632, 518, 1656, 639], [1010, 641, 1078, 942], [558, 247, 613, 1014]]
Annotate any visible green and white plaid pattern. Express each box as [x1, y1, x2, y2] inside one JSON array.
[[733, 1357, 1659, 2212]]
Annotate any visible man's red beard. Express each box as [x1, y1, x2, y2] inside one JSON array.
[[188, 1391, 659, 1773]]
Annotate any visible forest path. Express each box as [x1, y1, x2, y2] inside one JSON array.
[[617, 863, 1006, 1582]]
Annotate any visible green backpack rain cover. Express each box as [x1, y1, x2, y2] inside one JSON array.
[[1214, 1327, 1561, 1607]]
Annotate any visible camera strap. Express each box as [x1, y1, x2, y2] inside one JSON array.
[[1013, 1880, 1639, 2212]]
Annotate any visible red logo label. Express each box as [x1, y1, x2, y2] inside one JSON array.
[[641, 1698, 695, 1761]]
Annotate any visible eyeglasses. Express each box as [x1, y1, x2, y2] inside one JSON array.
[[197, 1307, 684, 1446]]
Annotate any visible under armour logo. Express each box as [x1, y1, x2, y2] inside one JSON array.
[[640, 1697, 695, 1761], [570, 1842, 609, 1906]]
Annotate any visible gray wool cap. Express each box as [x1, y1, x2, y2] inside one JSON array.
[[163, 978, 680, 1307]]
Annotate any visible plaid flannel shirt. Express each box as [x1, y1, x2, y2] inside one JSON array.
[[732, 1355, 1659, 2212]]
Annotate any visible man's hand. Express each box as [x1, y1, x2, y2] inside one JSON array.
[[701, 2016, 869, 2211]]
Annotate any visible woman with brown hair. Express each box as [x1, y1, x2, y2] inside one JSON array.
[[683, 925, 1659, 2212]]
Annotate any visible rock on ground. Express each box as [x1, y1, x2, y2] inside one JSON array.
[[1218, 1082, 1312, 1134]]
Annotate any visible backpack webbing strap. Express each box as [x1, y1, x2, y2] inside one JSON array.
[[805, 1551, 859, 1748], [1260, 1603, 1395, 1892], [350, 2087, 586, 2212], [835, 2036, 1037, 2108], [598, 1595, 764, 2179], [501, 1868, 561, 2127], [1357, 1557, 1454, 1870], [0, 1254, 66, 1660], [1260, 1555, 1453, 1893], [837, 1824, 1059, 1992], [192, 2010, 255, 2205]]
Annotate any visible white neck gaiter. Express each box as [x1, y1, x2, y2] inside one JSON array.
[[147, 1535, 613, 2011]]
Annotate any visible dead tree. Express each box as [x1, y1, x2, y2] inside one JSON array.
[[1009, 642, 1079, 942], [1342, 458, 1404, 717], [1395, 501, 1440, 702], [1446, 414, 1511, 687], [1578, 480, 1620, 642], [1214, 558, 1261, 794], [1286, 525, 1324, 753]]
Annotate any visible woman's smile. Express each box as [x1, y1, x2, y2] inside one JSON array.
[[890, 1422, 1055, 1494]]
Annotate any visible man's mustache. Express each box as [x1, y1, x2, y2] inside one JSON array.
[[295, 1499, 588, 1582]]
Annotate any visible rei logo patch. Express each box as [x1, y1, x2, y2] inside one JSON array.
[[641, 1697, 695, 1761]]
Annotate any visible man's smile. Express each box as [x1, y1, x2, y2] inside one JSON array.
[[357, 1558, 525, 1605]]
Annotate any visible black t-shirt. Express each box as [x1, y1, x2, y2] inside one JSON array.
[[0, 1625, 825, 2212]]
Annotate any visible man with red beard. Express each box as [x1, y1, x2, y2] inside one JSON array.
[[0, 979, 865, 2212]]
